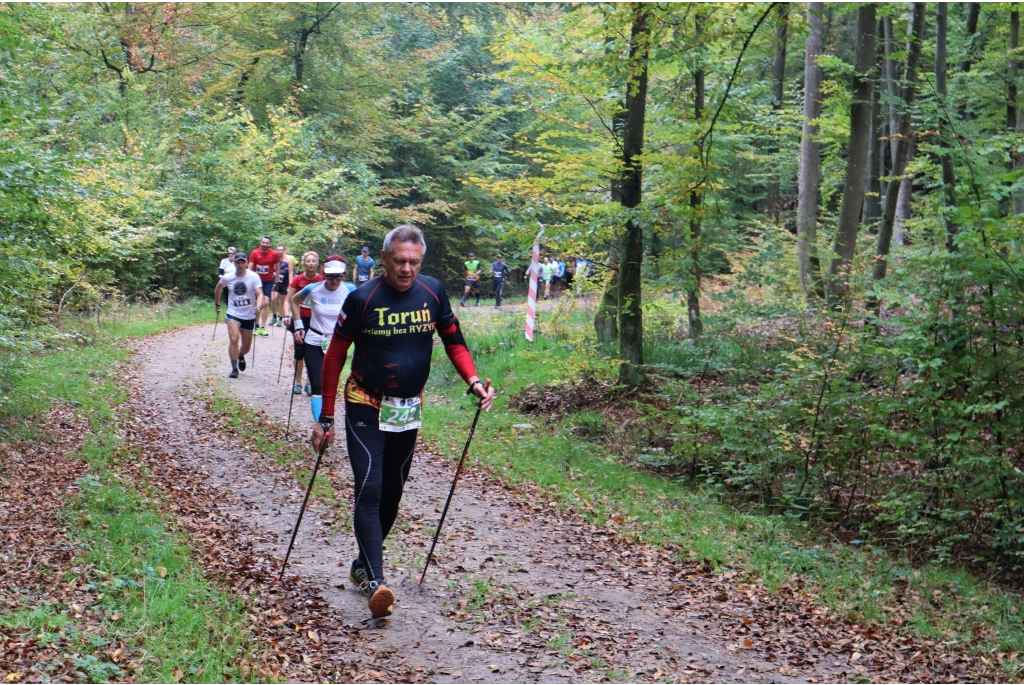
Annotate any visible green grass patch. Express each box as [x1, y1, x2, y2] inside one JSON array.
[[1, 300, 263, 683], [424, 307, 1024, 678]]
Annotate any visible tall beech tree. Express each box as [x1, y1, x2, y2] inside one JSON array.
[[687, 12, 706, 339], [766, 6, 788, 225], [797, 2, 824, 300], [617, 3, 651, 386], [826, 3, 876, 307], [936, 2, 958, 251], [869, 2, 927, 314]]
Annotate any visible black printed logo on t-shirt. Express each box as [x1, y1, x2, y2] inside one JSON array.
[[232, 282, 248, 296]]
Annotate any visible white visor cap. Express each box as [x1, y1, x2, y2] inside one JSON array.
[[323, 260, 346, 275]]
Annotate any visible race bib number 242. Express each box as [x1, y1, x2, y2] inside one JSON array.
[[379, 396, 421, 433]]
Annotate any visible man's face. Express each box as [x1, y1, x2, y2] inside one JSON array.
[[381, 241, 423, 291], [260, 238, 271, 251], [361, 250, 369, 259], [277, 245, 285, 255], [234, 258, 248, 272]]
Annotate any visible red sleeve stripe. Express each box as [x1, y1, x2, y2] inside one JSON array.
[[361, 279, 385, 317], [415, 278, 442, 304], [438, 321, 458, 337]]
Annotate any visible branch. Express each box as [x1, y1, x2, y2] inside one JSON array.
[[56, 270, 89, 321], [303, 2, 342, 40], [695, 2, 779, 168]]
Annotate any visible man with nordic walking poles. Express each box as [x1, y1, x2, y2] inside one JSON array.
[[308, 225, 495, 620]]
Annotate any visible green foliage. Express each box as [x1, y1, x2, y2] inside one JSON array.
[[425, 307, 1024, 674]]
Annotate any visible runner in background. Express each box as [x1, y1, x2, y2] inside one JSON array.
[[271, 244, 294, 327], [312, 224, 495, 620], [249, 237, 280, 336], [491, 253, 509, 308], [574, 256, 589, 295], [213, 252, 264, 378], [555, 256, 566, 293], [218, 247, 237, 277], [540, 256, 554, 300], [288, 256, 349, 423], [460, 252, 482, 306], [217, 247, 237, 308], [282, 251, 323, 396], [354, 246, 375, 286]]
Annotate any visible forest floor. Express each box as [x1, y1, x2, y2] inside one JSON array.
[[1, 305, 1000, 683]]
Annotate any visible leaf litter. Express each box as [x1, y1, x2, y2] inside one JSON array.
[[1, 323, 1007, 683]]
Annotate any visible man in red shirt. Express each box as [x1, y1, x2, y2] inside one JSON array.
[[249, 236, 280, 335]]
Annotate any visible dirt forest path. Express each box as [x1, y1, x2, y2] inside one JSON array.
[[129, 322, 926, 683]]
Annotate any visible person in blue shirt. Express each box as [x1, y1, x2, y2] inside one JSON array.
[[354, 246, 375, 286], [491, 254, 510, 307], [555, 257, 566, 292]]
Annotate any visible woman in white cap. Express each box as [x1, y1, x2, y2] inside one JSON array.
[[287, 254, 350, 421]]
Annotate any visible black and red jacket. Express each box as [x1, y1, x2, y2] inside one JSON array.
[[320, 275, 476, 416]]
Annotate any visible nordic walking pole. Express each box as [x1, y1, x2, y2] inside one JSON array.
[[419, 379, 490, 584], [285, 383, 297, 438], [212, 305, 220, 341], [277, 326, 288, 383], [251, 324, 257, 370], [278, 437, 329, 582]]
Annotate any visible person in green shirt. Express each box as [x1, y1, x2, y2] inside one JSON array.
[[460, 252, 482, 306], [540, 256, 554, 300]]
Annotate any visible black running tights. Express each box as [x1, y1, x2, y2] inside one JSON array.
[[302, 341, 324, 395], [344, 401, 418, 583]]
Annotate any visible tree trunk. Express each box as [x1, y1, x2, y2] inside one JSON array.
[[766, 6, 788, 224], [960, 2, 981, 74], [617, 3, 651, 387], [826, 4, 876, 308], [936, 3, 958, 251], [687, 13, 705, 339], [594, 37, 626, 345], [864, 18, 884, 230], [1008, 9, 1018, 130], [869, 2, 926, 314], [883, 16, 898, 171], [797, 2, 824, 301], [594, 183, 621, 345], [1016, 12, 1024, 218], [893, 138, 915, 247]]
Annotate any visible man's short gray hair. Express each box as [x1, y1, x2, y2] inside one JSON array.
[[383, 224, 427, 256]]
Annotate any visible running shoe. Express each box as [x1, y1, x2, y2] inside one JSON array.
[[360, 579, 394, 619], [258, 327, 269, 336], [238, 357, 246, 371], [304, 382, 312, 396], [293, 382, 303, 395], [229, 368, 239, 379], [349, 559, 369, 586]]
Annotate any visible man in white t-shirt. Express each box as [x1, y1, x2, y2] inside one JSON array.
[[213, 252, 265, 378]]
